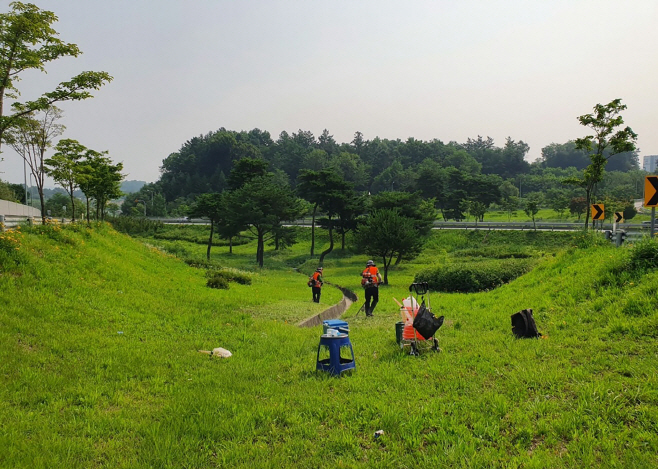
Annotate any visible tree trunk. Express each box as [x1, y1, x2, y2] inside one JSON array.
[[86, 196, 91, 225], [38, 160, 46, 225], [69, 186, 76, 222], [229, 236, 233, 254], [257, 229, 265, 267], [394, 252, 403, 266], [319, 224, 334, 264], [207, 220, 214, 260], [310, 205, 317, 257], [584, 188, 591, 230], [39, 190, 46, 225], [382, 255, 390, 285]]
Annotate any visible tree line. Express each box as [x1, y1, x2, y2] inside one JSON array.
[[0, 2, 117, 224], [117, 98, 638, 276]]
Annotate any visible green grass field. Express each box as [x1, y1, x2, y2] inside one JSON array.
[[1, 222, 657, 468]]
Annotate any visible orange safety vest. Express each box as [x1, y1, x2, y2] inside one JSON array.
[[361, 266, 379, 287], [312, 271, 322, 288]]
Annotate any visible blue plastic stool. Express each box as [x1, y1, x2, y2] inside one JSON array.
[[316, 334, 355, 376]]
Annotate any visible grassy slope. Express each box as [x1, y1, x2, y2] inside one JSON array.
[[1, 224, 656, 468]]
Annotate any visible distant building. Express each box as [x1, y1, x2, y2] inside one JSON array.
[[643, 155, 658, 173]]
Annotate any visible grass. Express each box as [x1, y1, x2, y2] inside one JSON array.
[[1, 222, 657, 468]]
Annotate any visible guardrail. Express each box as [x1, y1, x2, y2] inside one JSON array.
[[146, 217, 657, 238], [431, 220, 654, 233], [0, 215, 67, 231]]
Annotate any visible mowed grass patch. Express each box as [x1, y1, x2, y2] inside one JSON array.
[[1, 224, 657, 468]]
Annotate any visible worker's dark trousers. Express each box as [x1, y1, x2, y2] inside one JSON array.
[[364, 287, 379, 316], [312, 286, 321, 303]]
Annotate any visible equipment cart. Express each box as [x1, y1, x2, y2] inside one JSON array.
[[399, 282, 444, 355]]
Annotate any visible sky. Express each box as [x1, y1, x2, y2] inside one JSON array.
[[1, 0, 657, 187]]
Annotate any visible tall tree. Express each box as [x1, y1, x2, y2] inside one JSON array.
[[317, 177, 358, 263], [565, 99, 637, 229], [225, 172, 303, 267], [7, 106, 64, 222], [80, 152, 123, 221], [297, 169, 324, 257], [354, 208, 425, 285], [188, 193, 223, 260], [0, 2, 112, 148], [334, 192, 366, 250], [44, 138, 85, 221]]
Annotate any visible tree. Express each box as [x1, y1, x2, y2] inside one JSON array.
[[370, 191, 436, 259], [327, 152, 370, 190], [7, 182, 25, 203], [79, 153, 123, 221], [524, 195, 542, 230], [569, 197, 587, 221], [0, 2, 112, 148], [565, 99, 637, 229], [316, 177, 359, 263], [43, 191, 70, 217], [6, 106, 64, 223], [296, 169, 328, 257], [227, 157, 269, 189], [469, 201, 487, 224], [370, 191, 436, 234], [106, 202, 120, 217], [0, 178, 18, 201], [44, 138, 86, 221], [550, 195, 569, 219], [188, 193, 223, 259], [334, 192, 366, 250], [501, 196, 519, 222], [354, 208, 425, 285], [225, 174, 303, 267]]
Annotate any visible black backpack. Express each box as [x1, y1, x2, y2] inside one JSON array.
[[511, 309, 541, 338], [413, 300, 444, 339]]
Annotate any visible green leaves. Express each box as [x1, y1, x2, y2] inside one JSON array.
[[0, 3, 112, 143]]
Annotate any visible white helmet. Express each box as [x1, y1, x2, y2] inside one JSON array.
[[366, 260, 374, 266]]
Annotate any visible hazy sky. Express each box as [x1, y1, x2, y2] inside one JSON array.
[[2, 0, 657, 186]]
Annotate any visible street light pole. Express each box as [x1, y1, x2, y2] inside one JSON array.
[[23, 158, 28, 205]]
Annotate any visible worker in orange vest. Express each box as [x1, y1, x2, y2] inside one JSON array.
[[361, 260, 382, 316], [310, 267, 323, 303]]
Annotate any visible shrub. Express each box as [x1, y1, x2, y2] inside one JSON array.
[[415, 258, 535, 293], [206, 274, 229, 289], [628, 238, 658, 271], [205, 268, 252, 289], [456, 247, 533, 259], [185, 258, 222, 270], [108, 216, 164, 236], [161, 241, 192, 258]]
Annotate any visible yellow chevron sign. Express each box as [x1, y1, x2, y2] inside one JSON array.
[[591, 204, 604, 220], [644, 176, 658, 207]]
